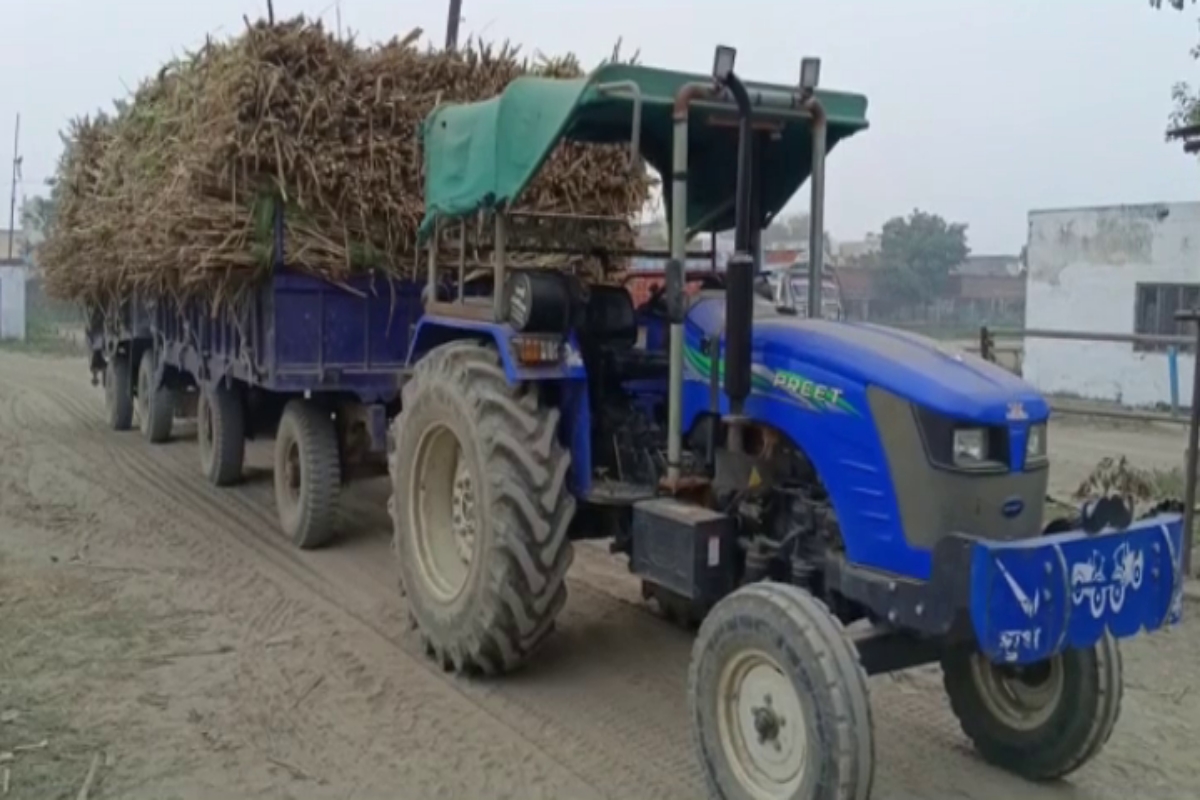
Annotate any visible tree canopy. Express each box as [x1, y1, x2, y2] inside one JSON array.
[[1152, 0, 1200, 133], [876, 209, 969, 305]]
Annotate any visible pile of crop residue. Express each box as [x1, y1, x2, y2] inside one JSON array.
[[1073, 455, 1190, 518], [39, 17, 648, 309]]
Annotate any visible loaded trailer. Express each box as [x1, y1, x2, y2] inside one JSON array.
[[85, 46, 1188, 800], [87, 243, 423, 548]]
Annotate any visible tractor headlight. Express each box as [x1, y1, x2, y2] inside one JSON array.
[[953, 428, 988, 466], [1026, 423, 1047, 463], [914, 405, 1008, 472]]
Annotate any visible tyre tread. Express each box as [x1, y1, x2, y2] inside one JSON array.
[[690, 582, 874, 800], [390, 341, 574, 675], [275, 400, 342, 549]]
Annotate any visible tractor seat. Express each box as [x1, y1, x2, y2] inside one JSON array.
[[583, 285, 668, 381]]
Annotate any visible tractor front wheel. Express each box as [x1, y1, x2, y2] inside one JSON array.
[[690, 582, 875, 800], [941, 636, 1123, 780], [389, 341, 575, 675]]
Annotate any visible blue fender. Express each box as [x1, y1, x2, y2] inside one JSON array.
[[407, 314, 594, 497], [407, 315, 586, 384]]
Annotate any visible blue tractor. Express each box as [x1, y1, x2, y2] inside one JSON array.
[[390, 47, 1186, 799]]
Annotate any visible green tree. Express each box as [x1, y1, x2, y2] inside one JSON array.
[[877, 209, 969, 305], [20, 195, 54, 240], [1152, 0, 1200, 133]]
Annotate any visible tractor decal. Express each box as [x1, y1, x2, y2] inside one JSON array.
[[1069, 543, 1146, 619], [683, 345, 857, 415]]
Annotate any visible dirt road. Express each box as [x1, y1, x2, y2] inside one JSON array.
[[1, 350, 1197, 800]]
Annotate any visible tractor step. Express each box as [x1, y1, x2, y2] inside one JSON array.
[[584, 481, 657, 506]]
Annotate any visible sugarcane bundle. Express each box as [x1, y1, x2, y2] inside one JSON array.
[[40, 16, 649, 308]]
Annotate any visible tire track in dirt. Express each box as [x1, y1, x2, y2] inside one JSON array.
[[18, 368, 704, 799], [130, 439, 703, 800], [13, 372, 612, 797]]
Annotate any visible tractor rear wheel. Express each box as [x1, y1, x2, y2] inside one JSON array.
[[690, 582, 875, 800], [137, 350, 174, 443], [197, 382, 245, 487], [941, 636, 1123, 780], [104, 350, 134, 431], [389, 341, 575, 675], [274, 400, 342, 549]]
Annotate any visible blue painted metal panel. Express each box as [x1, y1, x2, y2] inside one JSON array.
[[678, 295, 1057, 581], [408, 315, 586, 384], [146, 271, 420, 402], [969, 514, 1184, 665]]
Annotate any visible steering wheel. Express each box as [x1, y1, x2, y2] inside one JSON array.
[[637, 272, 730, 319], [642, 282, 669, 318]]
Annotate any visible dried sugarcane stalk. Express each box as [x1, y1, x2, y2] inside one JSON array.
[[41, 16, 651, 311]]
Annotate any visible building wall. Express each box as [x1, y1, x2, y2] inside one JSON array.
[[0, 230, 26, 261], [1024, 202, 1199, 407], [0, 263, 28, 340]]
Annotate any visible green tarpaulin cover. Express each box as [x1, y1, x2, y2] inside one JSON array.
[[420, 62, 869, 238]]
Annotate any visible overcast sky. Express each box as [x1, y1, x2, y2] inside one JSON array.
[[1, 0, 1196, 253]]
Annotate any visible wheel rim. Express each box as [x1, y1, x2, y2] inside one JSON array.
[[283, 439, 302, 507], [969, 654, 1065, 731], [717, 649, 809, 799], [409, 423, 478, 602]]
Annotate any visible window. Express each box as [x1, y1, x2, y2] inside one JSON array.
[[1134, 283, 1200, 351]]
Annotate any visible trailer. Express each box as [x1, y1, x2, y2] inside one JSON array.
[[88, 253, 424, 548]]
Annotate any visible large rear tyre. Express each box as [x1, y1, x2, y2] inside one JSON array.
[[389, 341, 575, 675], [137, 351, 174, 444], [690, 582, 874, 800], [274, 400, 342, 549], [197, 382, 245, 487], [104, 350, 134, 431], [941, 636, 1123, 780]]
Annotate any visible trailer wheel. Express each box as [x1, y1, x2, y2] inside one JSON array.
[[690, 582, 874, 800], [137, 351, 174, 443], [104, 350, 134, 431], [389, 341, 575, 675], [941, 635, 1123, 780], [274, 400, 342, 549], [197, 382, 245, 486]]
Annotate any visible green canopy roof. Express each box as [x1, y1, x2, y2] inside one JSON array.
[[419, 62, 869, 239]]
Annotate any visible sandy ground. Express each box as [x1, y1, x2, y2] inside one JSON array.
[[1, 349, 1197, 800]]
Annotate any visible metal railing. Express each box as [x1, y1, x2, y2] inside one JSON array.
[[979, 325, 1193, 422]]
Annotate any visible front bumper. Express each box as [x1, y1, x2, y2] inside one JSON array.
[[969, 513, 1184, 665]]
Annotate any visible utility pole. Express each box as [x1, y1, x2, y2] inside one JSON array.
[[7, 114, 19, 261], [445, 0, 462, 51]]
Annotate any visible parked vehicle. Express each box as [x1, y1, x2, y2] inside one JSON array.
[[87, 46, 1186, 800], [766, 263, 843, 318]]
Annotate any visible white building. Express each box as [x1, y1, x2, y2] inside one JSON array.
[[1023, 201, 1199, 407], [0, 259, 28, 341]]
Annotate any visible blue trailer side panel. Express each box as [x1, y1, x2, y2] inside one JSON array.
[[149, 271, 422, 403]]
